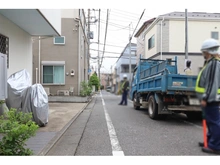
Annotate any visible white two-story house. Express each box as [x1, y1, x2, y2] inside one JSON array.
[[136, 12, 220, 75]]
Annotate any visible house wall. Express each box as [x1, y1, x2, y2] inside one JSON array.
[[143, 18, 220, 75], [144, 25, 158, 59], [33, 18, 80, 95], [33, 9, 88, 96], [0, 14, 32, 83], [169, 20, 220, 52]]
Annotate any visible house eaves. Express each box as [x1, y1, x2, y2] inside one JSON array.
[[0, 9, 61, 36], [134, 18, 156, 38]]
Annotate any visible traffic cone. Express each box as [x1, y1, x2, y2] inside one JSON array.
[[202, 107, 208, 148], [203, 119, 208, 148]]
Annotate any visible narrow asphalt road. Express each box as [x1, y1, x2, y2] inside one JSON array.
[[46, 90, 209, 156], [74, 90, 208, 156]]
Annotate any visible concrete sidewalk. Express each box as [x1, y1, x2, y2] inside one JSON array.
[[25, 102, 88, 155]]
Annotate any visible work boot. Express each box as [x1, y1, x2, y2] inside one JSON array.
[[202, 147, 220, 155], [198, 142, 204, 147]]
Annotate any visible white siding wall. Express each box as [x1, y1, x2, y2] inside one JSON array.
[[61, 9, 79, 18], [144, 25, 158, 59], [0, 14, 32, 83], [169, 20, 220, 52]]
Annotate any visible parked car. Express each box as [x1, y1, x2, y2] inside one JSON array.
[[106, 86, 111, 92]]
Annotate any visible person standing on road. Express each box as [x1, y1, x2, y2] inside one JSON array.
[[195, 38, 220, 155], [118, 74, 129, 106]]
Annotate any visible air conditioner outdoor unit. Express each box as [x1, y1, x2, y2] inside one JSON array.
[[57, 90, 69, 96], [44, 87, 50, 95]]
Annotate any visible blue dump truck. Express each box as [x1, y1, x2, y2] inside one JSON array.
[[130, 56, 201, 120]]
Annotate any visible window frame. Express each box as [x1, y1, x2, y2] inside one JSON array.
[[53, 36, 65, 45], [41, 61, 65, 85], [0, 33, 9, 68], [211, 31, 219, 40], [148, 35, 155, 50]]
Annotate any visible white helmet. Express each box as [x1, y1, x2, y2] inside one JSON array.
[[201, 38, 220, 54], [123, 74, 127, 78]]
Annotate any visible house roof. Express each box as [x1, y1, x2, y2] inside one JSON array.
[[134, 18, 156, 38], [160, 11, 220, 19]]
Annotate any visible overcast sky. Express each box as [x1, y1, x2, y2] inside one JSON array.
[[3, 0, 220, 74]]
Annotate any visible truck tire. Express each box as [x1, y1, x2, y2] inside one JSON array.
[[133, 93, 140, 110], [148, 95, 159, 119]]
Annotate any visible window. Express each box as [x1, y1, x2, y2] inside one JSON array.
[[0, 34, 9, 68], [42, 61, 65, 84], [54, 36, 65, 45], [148, 35, 155, 50], [131, 50, 136, 55], [211, 32, 219, 40]]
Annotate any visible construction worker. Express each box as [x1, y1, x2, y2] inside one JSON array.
[[195, 38, 220, 155], [118, 74, 129, 106]]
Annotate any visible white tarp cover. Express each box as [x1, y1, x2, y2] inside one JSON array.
[[6, 69, 31, 110], [21, 84, 49, 127]]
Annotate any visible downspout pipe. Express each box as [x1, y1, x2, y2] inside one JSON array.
[[78, 10, 81, 96], [160, 17, 164, 60], [39, 36, 41, 83]]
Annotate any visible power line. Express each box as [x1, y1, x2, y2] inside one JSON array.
[[90, 48, 121, 55], [100, 9, 109, 68], [112, 9, 143, 16], [130, 9, 146, 40], [101, 10, 140, 20]]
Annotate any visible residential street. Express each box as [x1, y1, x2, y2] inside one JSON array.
[[47, 90, 208, 156]]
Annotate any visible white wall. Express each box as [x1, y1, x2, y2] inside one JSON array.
[[39, 9, 61, 35], [144, 25, 157, 59], [61, 9, 79, 18], [169, 20, 220, 52], [0, 14, 33, 83]]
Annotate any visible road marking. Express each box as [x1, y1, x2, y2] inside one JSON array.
[[100, 92, 125, 156]]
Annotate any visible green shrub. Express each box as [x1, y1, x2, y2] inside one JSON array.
[[89, 73, 100, 91], [0, 109, 39, 155], [80, 81, 92, 97]]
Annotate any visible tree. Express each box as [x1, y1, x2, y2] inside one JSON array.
[[89, 73, 100, 91]]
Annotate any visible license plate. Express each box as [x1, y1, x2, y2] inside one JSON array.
[[140, 98, 142, 103], [189, 98, 200, 105]]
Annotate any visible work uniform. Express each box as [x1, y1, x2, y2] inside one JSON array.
[[119, 79, 129, 105], [195, 57, 220, 151]]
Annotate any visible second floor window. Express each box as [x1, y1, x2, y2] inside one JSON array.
[[148, 35, 155, 50], [211, 31, 219, 40]]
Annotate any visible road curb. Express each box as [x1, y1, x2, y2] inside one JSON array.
[[37, 96, 94, 156]]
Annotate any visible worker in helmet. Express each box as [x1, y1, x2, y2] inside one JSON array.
[[195, 38, 220, 154], [118, 74, 129, 106]]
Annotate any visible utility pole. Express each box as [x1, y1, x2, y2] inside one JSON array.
[[129, 23, 132, 88], [98, 9, 101, 82], [185, 9, 188, 68], [88, 9, 90, 81]]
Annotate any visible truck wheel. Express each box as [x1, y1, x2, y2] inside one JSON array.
[[148, 95, 159, 119], [133, 93, 140, 110]]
